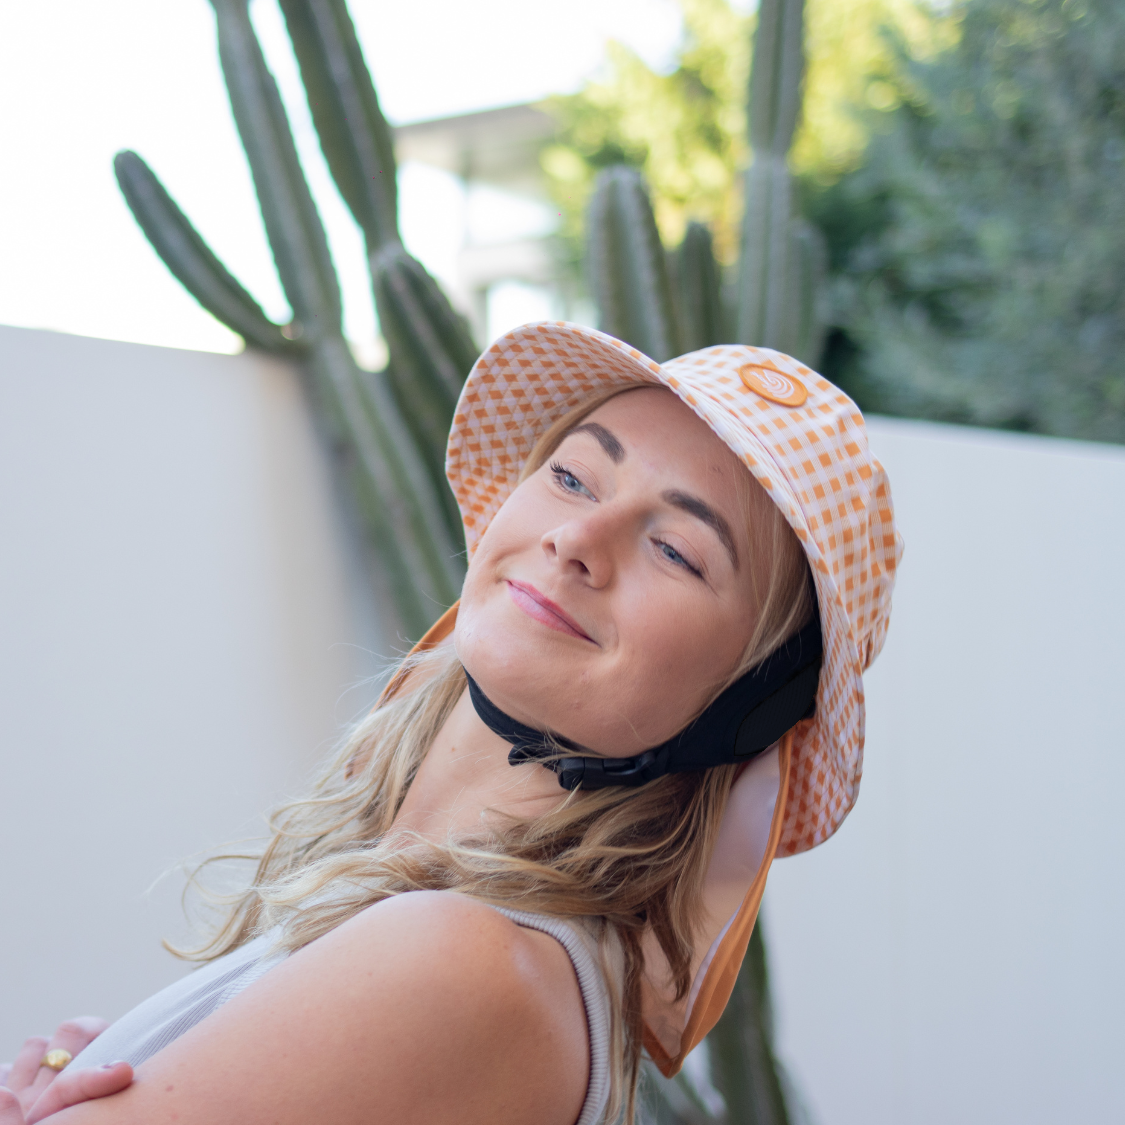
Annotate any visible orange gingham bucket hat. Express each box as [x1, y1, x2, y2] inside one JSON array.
[[407, 320, 902, 1070]]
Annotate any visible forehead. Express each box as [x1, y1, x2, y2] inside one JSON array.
[[565, 386, 753, 533], [574, 386, 744, 473]]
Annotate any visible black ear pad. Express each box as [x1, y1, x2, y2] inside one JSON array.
[[467, 609, 823, 791]]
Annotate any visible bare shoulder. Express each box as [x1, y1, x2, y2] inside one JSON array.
[[349, 891, 590, 1042], [50, 891, 590, 1125]]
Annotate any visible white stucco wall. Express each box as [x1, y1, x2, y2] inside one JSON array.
[[764, 418, 1125, 1125], [1, 326, 1121, 1121], [0, 325, 387, 1059]]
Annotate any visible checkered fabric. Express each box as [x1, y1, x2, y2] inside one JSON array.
[[447, 321, 902, 855]]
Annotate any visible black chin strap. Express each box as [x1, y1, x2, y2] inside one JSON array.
[[464, 671, 583, 760], [463, 612, 823, 791]]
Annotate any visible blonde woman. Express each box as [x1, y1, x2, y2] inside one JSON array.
[[1, 323, 900, 1125]]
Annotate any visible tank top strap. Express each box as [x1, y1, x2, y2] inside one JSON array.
[[491, 908, 614, 1125]]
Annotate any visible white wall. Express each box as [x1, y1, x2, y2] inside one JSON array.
[[2, 328, 1122, 1120], [764, 418, 1125, 1125], [0, 326, 387, 1059]]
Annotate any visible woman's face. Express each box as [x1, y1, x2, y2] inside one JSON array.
[[456, 387, 762, 757]]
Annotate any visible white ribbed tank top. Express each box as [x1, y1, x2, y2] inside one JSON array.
[[70, 902, 615, 1125]]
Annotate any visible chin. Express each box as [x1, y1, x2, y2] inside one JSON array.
[[455, 591, 572, 725], [455, 617, 653, 756]]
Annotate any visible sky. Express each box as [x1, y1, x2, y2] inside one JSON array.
[[0, 0, 724, 359]]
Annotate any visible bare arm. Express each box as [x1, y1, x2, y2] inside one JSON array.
[[44, 892, 588, 1125]]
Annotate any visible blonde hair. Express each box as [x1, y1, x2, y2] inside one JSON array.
[[185, 386, 811, 1122]]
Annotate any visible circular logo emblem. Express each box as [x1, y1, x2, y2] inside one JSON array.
[[738, 361, 808, 407]]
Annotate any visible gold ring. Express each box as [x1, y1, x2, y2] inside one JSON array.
[[40, 1049, 72, 1071]]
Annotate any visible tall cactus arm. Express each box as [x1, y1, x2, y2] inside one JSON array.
[[748, 0, 805, 159], [114, 151, 298, 355], [371, 244, 480, 534], [277, 0, 477, 467], [674, 221, 725, 353], [737, 156, 792, 349], [371, 245, 479, 409], [310, 339, 465, 634], [587, 166, 682, 363], [737, 0, 807, 352], [209, 0, 342, 336], [208, 0, 464, 637], [784, 218, 827, 365], [275, 0, 477, 507], [277, 0, 399, 250]]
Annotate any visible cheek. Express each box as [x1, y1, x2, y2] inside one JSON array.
[[570, 576, 754, 751], [613, 583, 747, 708], [453, 495, 558, 704]]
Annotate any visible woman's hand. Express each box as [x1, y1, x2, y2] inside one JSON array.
[[1, 1019, 133, 1123], [0, 1062, 133, 1125]]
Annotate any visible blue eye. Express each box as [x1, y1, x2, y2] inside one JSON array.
[[657, 540, 702, 577], [550, 461, 589, 496]]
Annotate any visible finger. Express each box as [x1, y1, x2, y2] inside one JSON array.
[[0, 1065, 10, 1088], [25, 1019, 110, 1104], [3, 1040, 47, 1094], [25, 1062, 133, 1125], [0, 1087, 26, 1125], [51, 1018, 109, 1055]]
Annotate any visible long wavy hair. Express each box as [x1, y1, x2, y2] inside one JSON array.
[[182, 387, 812, 1122]]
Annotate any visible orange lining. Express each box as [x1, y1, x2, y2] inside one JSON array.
[[643, 731, 792, 1076]]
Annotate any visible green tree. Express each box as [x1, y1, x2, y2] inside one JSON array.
[[815, 0, 1125, 442], [542, 0, 944, 267]]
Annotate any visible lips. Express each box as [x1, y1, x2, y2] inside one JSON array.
[[506, 580, 595, 643]]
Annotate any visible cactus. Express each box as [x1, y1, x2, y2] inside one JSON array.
[[706, 924, 794, 1125], [673, 221, 726, 354], [116, 0, 474, 640], [736, 0, 825, 360], [587, 166, 682, 363], [590, 4, 823, 367], [275, 0, 478, 524]]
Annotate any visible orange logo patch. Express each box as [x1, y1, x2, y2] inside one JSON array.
[[738, 361, 808, 407]]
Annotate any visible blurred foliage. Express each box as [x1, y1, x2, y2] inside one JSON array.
[[541, 0, 948, 267], [813, 0, 1125, 442]]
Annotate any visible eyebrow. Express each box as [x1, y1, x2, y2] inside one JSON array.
[[662, 490, 739, 569], [569, 422, 626, 464]]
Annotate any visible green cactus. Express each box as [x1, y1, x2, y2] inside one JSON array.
[[114, 152, 300, 356], [736, 0, 825, 360], [673, 221, 725, 354], [275, 0, 478, 526], [587, 165, 683, 363], [589, 2, 823, 368], [116, 0, 473, 640], [706, 923, 794, 1125]]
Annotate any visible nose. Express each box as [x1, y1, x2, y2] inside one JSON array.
[[540, 507, 618, 587]]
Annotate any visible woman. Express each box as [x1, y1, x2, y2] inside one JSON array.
[[1, 322, 900, 1124]]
